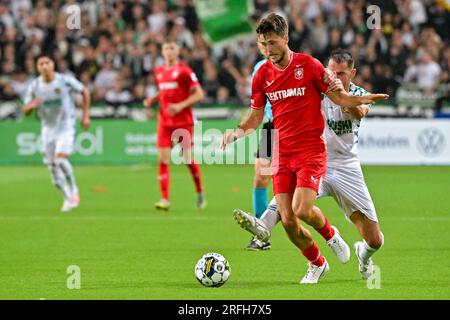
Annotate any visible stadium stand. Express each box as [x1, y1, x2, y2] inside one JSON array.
[[0, 0, 449, 119]]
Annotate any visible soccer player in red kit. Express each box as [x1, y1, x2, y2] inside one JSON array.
[[144, 40, 206, 211], [222, 14, 388, 284]]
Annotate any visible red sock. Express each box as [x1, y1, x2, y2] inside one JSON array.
[[187, 163, 203, 193], [315, 216, 335, 241], [301, 242, 325, 267], [158, 162, 169, 200]]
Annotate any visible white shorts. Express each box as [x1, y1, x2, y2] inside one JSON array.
[[41, 129, 75, 164], [318, 166, 378, 223]]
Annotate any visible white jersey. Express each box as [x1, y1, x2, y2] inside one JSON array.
[[321, 83, 371, 169], [261, 83, 378, 225], [24, 73, 84, 134]]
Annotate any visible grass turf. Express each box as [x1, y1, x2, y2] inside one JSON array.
[[0, 165, 449, 300]]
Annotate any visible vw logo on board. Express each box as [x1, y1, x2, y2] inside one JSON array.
[[416, 128, 446, 157]]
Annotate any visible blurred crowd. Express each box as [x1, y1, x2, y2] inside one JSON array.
[[0, 0, 449, 108]]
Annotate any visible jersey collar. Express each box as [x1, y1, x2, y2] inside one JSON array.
[[163, 61, 179, 71], [270, 50, 293, 72]]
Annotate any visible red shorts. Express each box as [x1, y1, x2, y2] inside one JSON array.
[[157, 124, 193, 149], [272, 151, 326, 194]]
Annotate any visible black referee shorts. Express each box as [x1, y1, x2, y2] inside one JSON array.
[[255, 121, 274, 161]]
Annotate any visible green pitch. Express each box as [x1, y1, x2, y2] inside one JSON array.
[[0, 165, 449, 300]]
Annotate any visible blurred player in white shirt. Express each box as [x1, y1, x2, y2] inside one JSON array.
[[23, 55, 91, 212], [234, 50, 384, 280], [404, 51, 442, 96]]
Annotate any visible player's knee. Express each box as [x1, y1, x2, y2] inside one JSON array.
[[47, 164, 58, 185], [55, 152, 68, 159], [293, 205, 313, 221], [280, 217, 297, 234], [158, 157, 170, 165], [254, 162, 270, 178], [254, 173, 270, 187], [157, 149, 171, 164], [54, 157, 65, 166], [366, 232, 384, 250]]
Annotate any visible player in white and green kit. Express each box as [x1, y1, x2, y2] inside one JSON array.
[[23, 55, 91, 212], [233, 50, 384, 279]]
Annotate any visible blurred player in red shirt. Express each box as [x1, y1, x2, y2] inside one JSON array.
[[222, 14, 388, 284], [144, 39, 205, 211]]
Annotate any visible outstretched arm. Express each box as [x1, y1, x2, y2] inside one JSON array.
[[325, 76, 370, 119], [326, 90, 388, 107], [323, 68, 388, 107]]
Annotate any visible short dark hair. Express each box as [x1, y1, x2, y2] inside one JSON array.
[[256, 13, 288, 37], [35, 53, 53, 65], [162, 37, 178, 46], [329, 49, 354, 68]]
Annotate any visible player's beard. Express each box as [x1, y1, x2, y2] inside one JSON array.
[[273, 55, 283, 64], [166, 56, 177, 66], [270, 49, 287, 65]]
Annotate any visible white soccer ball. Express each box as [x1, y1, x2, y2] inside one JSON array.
[[194, 252, 231, 287]]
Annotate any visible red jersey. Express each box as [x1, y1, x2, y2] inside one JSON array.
[[251, 51, 329, 155], [155, 62, 200, 127]]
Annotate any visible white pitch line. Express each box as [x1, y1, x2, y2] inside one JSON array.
[[387, 217, 450, 222], [0, 215, 219, 221], [0, 216, 448, 222]]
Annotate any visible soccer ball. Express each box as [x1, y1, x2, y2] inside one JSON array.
[[195, 252, 231, 287]]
